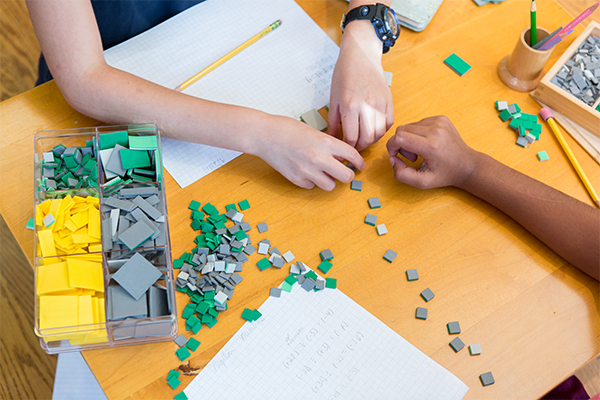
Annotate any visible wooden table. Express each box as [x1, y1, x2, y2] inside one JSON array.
[[1, 1, 598, 399]]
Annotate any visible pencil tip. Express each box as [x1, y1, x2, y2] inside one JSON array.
[[174, 86, 182, 92]]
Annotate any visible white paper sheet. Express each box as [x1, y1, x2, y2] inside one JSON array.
[[184, 284, 469, 399], [104, 0, 340, 188]]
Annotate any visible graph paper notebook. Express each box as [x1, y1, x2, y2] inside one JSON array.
[[104, 0, 340, 188], [184, 284, 469, 399]]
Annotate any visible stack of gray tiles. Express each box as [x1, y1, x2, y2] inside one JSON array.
[[551, 35, 600, 106]]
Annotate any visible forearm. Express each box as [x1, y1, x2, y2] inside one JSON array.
[[458, 152, 600, 280], [57, 66, 278, 155], [56, 63, 277, 157]]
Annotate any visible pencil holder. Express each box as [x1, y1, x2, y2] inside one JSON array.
[[498, 27, 554, 92]]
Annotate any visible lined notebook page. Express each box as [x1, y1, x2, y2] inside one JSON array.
[[104, 0, 340, 188], [184, 285, 469, 399]]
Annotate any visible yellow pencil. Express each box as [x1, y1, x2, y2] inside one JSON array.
[[540, 107, 600, 208], [174, 20, 282, 92]]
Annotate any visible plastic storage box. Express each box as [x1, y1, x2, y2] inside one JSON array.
[[33, 123, 177, 354]]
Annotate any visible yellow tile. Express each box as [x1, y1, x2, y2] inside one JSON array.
[[63, 219, 78, 232], [37, 261, 70, 295], [70, 253, 102, 261], [91, 297, 99, 324], [72, 233, 92, 244], [74, 289, 96, 296], [86, 196, 100, 204], [69, 211, 88, 230], [36, 209, 45, 227], [88, 207, 101, 239], [70, 204, 91, 214], [39, 295, 78, 330], [88, 244, 103, 253], [78, 295, 94, 326], [58, 195, 75, 215], [67, 258, 104, 292], [38, 229, 56, 257], [54, 234, 74, 249], [98, 298, 105, 322], [53, 211, 67, 232], [72, 196, 86, 203], [38, 199, 51, 215], [48, 199, 62, 219]]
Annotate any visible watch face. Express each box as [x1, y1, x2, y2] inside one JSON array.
[[385, 8, 400, 38]]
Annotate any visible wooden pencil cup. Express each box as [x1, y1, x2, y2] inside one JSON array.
[[498, 27, 553, 92]]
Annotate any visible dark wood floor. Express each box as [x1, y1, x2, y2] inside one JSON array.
[[0, 1, 597, 399]]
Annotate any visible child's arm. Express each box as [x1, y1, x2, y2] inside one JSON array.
[[386, 115, 600, 280], [328, 0, 395, 151], [26, 0, 365, 191]]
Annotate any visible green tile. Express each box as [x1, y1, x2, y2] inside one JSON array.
[[443, 53, 471, 76]]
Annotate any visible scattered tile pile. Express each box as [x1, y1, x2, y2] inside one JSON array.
[[551, 35, 600, 107]]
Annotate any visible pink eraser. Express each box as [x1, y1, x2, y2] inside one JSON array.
[[540, 107, 553, 121]]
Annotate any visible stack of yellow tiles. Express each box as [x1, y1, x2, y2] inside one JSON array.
[[35, 195, 102, 258], [37, 255, 108, 344], [35, 194, 108, 344]]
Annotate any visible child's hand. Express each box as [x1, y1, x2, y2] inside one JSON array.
[[328, 22, 394, 151], [386, 116, 479, 189], [255, 116, 365, 191]]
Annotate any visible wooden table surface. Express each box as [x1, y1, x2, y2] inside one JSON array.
[[1, 1, 598, 399]]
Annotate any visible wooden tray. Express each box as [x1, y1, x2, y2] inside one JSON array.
[[532, 21, 600, 138]]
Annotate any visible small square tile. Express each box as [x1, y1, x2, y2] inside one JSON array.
[[257, 222, 268, 233], [480, 372, 495, 386], [406, 269, 419, 281], [447, 321, 461, 335], [376, 224, 387, 236], [420, 288, 435, 302], [383, 249, 397, 263], [449, 337, 465, 353], [469, 344, 482, 356], [368, 197, 381, 209], [364, 214, 378, 226], [351, 180, 363, 191]]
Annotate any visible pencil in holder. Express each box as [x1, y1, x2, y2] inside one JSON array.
[[498, 27, 554, 92]]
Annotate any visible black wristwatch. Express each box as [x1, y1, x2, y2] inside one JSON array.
[[341, 3, 400, 54]]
